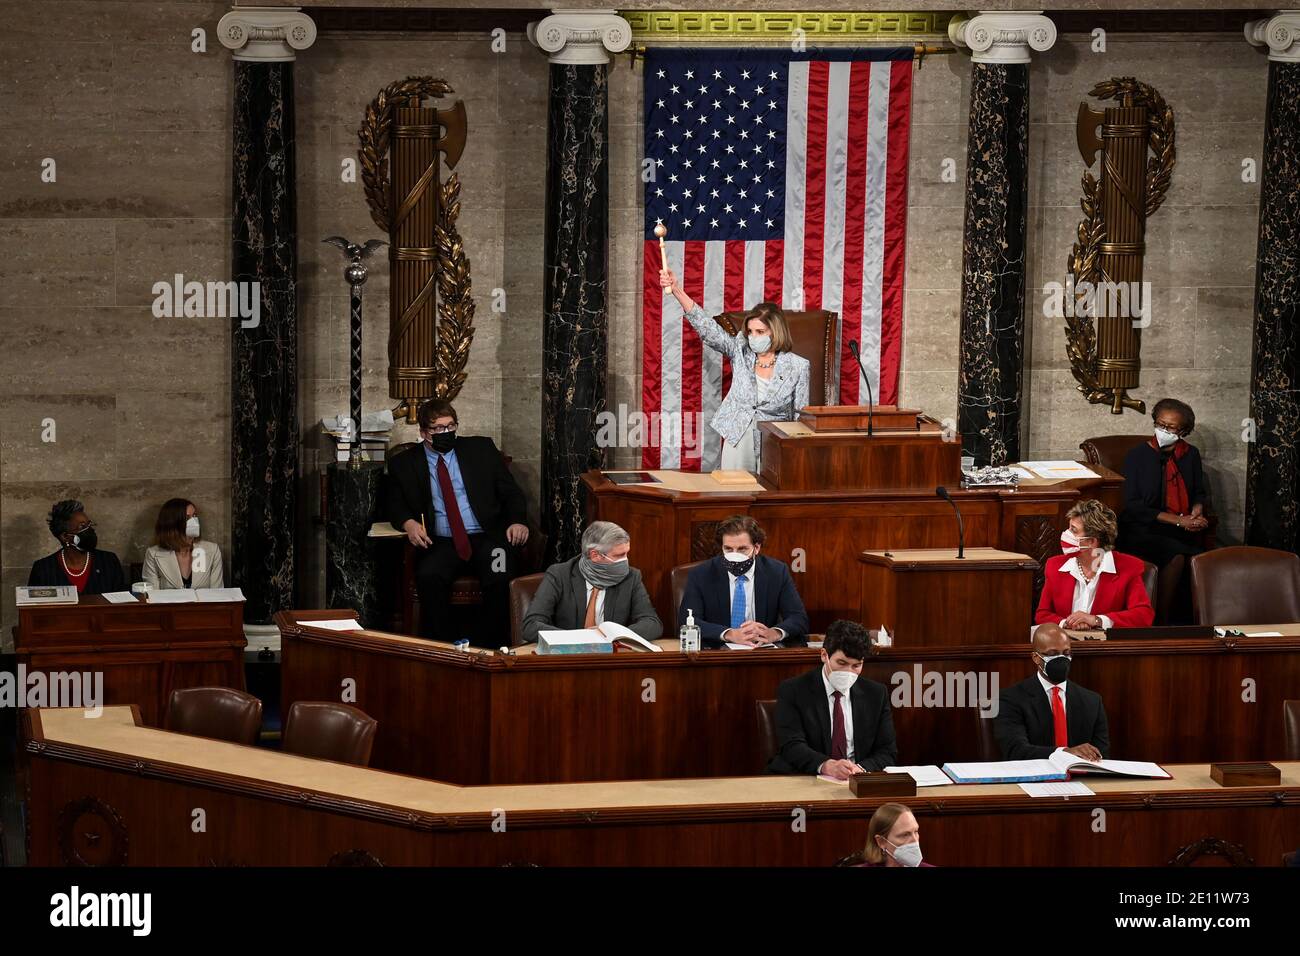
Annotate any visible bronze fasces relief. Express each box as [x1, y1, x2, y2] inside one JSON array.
[[1064, 78, 1176, 414], [359, 77, 473, 423]]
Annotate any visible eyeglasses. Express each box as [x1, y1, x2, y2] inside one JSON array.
[[69, 520, 95, 534], [1155, 420, 1187, 435], [425, 424, 458, 435]]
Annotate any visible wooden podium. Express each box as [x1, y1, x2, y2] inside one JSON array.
[[760, 406, 961, 492], [858, 547, 1038, 646]]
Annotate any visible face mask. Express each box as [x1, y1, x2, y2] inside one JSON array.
[[428, 431, 456, 453], [185, 516, 201, 539], [886, 839, 923, 868], [1039, 653, 1071, 685], [1060, 528, 1081, 555], [579, 554, 630, 589], [722, 550, 755, 576], [69, 528, 97, 553], [827, 669, 858, 694], [1154, 427, 1179, 449], [748, 335, 772, 354]]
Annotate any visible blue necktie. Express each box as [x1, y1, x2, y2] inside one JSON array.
[[731, 574, 746, 629]]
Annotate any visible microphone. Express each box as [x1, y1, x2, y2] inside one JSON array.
[[936, 486, 965, 559], [847, 340, 875, 436]]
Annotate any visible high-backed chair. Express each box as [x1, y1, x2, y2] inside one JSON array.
[[281, 702, 378, 767], [976, 710, 1001, 761], [713, 309, 841, 406], [671, 559, 709, 624], [755, 699, 779, 768], [1191, 546, 1300, 626], [164, 687, 263, 746], [1284, 700, 1300, 761], [509, 572, 546, 648], [1140, 560, 1159, 609]]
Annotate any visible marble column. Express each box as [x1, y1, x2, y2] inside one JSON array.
[[950, 13, 1056, 465], [528, 11, 631, 563], [1245, 13, 1300, 554], [219, 8, 316, 621]]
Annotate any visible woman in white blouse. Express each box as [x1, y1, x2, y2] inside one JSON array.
[[142, 498, 224, 589]]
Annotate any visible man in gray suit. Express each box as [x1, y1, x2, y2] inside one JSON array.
[[521, 521, 662, 645]]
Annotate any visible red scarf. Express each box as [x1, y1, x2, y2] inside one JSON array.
[[1149, 436, 1190, 514]]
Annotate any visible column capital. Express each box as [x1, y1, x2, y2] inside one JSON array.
[[949, 11, 1057, 65], [218, 6, 317, 62], [527, 8, 632, 65], [1246, 10, 1300, 63]]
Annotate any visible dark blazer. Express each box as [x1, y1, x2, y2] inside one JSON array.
[[993, 675, 1111, 761], [1120, 441, 1209, 532], [28, 549, 128, 595], [677, 554, 810, 645], [767, 667, 897, 775], [386, 436, 527, 538], [521, 556, 662, 646]]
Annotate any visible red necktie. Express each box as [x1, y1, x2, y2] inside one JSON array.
[[1051, 686, 1068, 748], [830, 691, 847, 760], [436, 455, 472, 561]]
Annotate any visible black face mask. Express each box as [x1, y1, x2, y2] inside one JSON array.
[[428, 432, 456, 454], [69, 528, 97, 553], [721, 553, 755, 576], [1039, 653, 1071, 685]]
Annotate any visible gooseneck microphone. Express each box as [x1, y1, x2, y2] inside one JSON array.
[[936, 485, 965, 559], [847, 340, 875, 436]]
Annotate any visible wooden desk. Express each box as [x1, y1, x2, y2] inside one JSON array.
[[277, 610, 1300, 784], [23, 707, 1300, 866], [15, 596, 246, 726], [583, 464, 1122, 631]]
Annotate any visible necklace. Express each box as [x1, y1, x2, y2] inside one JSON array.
[[755, 356, 776, 369], [60, 549, 89, 579]]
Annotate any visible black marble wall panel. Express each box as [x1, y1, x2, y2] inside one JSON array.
[[231, 62, 298, 622], [326, 462, 382, 627], [541, 63, 609, 563], [1246, 61, 1300, 555], [956, 62, 1030, 466]]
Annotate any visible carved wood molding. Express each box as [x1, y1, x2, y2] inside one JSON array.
[[58, 797, 128, 867], [1167, 836, 1255, 867]]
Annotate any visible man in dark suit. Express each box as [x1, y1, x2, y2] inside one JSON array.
[[767, 620, 897, 779], [521, 521, 661, 645], [387, 399, 529, 644], [994, 623, 1110, 761], [677, 514, 809, 647], [28, 499, 128, 595]]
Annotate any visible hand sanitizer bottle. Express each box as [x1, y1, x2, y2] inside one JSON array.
[[680, 609, 701, 653]]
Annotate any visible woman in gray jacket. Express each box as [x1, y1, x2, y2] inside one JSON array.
[[660, 267, 811, 471]]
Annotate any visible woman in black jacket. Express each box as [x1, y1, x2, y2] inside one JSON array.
[[28, 499, 128, 595]]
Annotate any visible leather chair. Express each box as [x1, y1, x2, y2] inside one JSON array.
[[755, 699, 779, 768], [281, 702, 378, 767], [509, 572, 546, 647], [164, 687, 263, 745], [671, 559, 709, 624], [1191, 546, 1300, 626], [714, 309, 841, 406], [1284, 700, 1300, 761], [1140, 560, 1159, 609], [976, 710, 1001, 761]]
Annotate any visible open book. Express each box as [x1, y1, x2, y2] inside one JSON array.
[[943, 753, 1170, 784], [537, 620, 663, 653]]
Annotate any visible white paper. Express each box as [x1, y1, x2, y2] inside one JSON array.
[[598, 621, 663, 651], [724, 642, 757, 650], [310, 619, 363, 631], [1020, 781, 1095, 798], [147, 589, 197, 603], [101, 591, 139, 604], [942, 759, 1063, 782], [885, 765, 954, 787], [1018, 460, 1099, 480], [196, 587, 246, 603], [1244, 631, 1284, 637], [816, 774, 850, 785], [538, 628, 607, 645]]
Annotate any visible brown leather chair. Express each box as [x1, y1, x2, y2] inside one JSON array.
[[1284, 700, 1300, 761], [671, 559, 709, 624], [714, 309, 841, 406], [282, 702, 378, 767], [755, 699, 779, 768], [1140, 560, 1159, 609], [164, 687, 262, 745], [1191, 546, 1300, 626], [976, 710, 1001, 761], [509, 572, 546, 647]]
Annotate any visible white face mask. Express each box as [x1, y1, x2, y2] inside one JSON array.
[[748, 334, 772, 354], [185, 516, 201, 539], [1154, 427, 1180, 449], [886, 838, 923, 868], [827, 669, 858, 694]]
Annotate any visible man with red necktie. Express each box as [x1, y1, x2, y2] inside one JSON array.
[[387, 399, 529, 644], [993, 624, 1110, 762]]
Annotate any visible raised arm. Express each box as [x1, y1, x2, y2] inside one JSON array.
[[659, 267, 741, 359]]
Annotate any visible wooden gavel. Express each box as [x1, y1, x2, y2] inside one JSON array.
[[654, 222, 667, 271]]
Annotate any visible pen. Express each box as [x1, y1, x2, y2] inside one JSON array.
[[420, 514, 426, 533]]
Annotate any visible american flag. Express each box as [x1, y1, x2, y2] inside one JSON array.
[[641, 47, 913, 470]]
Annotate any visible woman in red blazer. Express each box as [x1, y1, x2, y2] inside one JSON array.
[[1036, 499, 1154, 630]]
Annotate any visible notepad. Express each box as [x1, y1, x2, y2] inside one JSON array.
[[885, 765, 954, 787], [1020, 781, 1095, 798], [309, 619, 363, 631], [147, 589, 198, 603], [196, 588, 246, 602], [101, 592, 139, 604]]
